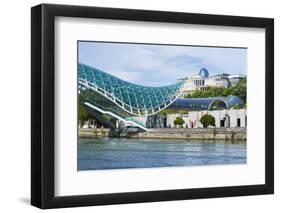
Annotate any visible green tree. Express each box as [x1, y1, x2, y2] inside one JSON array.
[[183, 78, 247, 104], [78, 105, 89, 128], [158, 108, 176, 115], [230, 78, 247, 103], [78, 93, 94, 128], [233, 103, 242, 109], [200, 114, 216, 128], [222, 87, 231, 96], [179, 109, 189, 115], [173, 117, 185, 127]]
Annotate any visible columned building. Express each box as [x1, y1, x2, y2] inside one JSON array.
[[181, 67, 245, 95]]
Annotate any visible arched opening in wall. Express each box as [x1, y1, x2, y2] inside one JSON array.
[[237, 118, 241, 127], [163, 117, 167, 128], [220, 117, 226, 127], [209, 100, 227, 110]]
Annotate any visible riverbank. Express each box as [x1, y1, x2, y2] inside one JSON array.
[[79, 127, 246, 141]]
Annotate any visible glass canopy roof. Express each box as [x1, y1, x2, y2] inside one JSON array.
[[169, 98, 228, 110], [169, 95, 244, 111], [78, 63, 185, 116]]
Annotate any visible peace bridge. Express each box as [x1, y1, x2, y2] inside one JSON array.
[[78, 63, 244, 131]]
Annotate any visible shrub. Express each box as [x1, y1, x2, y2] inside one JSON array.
[[174, 117, 185, 126], [200, 114, 215, 128]]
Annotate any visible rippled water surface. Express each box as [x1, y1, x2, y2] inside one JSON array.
[[78, 137, 246, 170]]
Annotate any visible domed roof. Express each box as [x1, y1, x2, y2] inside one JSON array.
[[225, 95, 244, 108], [198, 67, 209, 78]]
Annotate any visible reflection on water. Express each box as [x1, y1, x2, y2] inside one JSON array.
[[78, 137, 246, 170]]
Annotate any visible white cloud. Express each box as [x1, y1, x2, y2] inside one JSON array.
[[79, 42, 247, 86]]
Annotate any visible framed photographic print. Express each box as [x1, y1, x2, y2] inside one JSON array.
[[31, 4, 274, 209]]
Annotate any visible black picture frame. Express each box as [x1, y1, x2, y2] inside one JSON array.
[[31, 3, 274, 209]]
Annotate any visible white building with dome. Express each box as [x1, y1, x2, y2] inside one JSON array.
[[181, 67, 245, 95]]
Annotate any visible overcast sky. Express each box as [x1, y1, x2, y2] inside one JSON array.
[[78, 41, 247, 87]]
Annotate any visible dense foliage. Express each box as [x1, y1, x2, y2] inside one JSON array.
[[159, 108, 189, 115], [200, 114, 216, 128], [184, 78, 247, 103], [173, 117, 185, 126], [78, 94, 93, 128]]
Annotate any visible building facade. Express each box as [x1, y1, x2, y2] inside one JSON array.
[[181, 67, 245, 94], [129, 109, 247, 129], [166, 109, 247, 128]]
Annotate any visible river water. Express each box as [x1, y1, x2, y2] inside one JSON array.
[[78, 137, 246, 170]]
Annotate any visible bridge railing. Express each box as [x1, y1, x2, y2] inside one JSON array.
[[125, 117, 147, 127]]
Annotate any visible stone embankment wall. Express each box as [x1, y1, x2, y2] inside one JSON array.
[[79, 128, 110, 137], [79, 127, 246, 140], [125, 127, 246, 140]]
